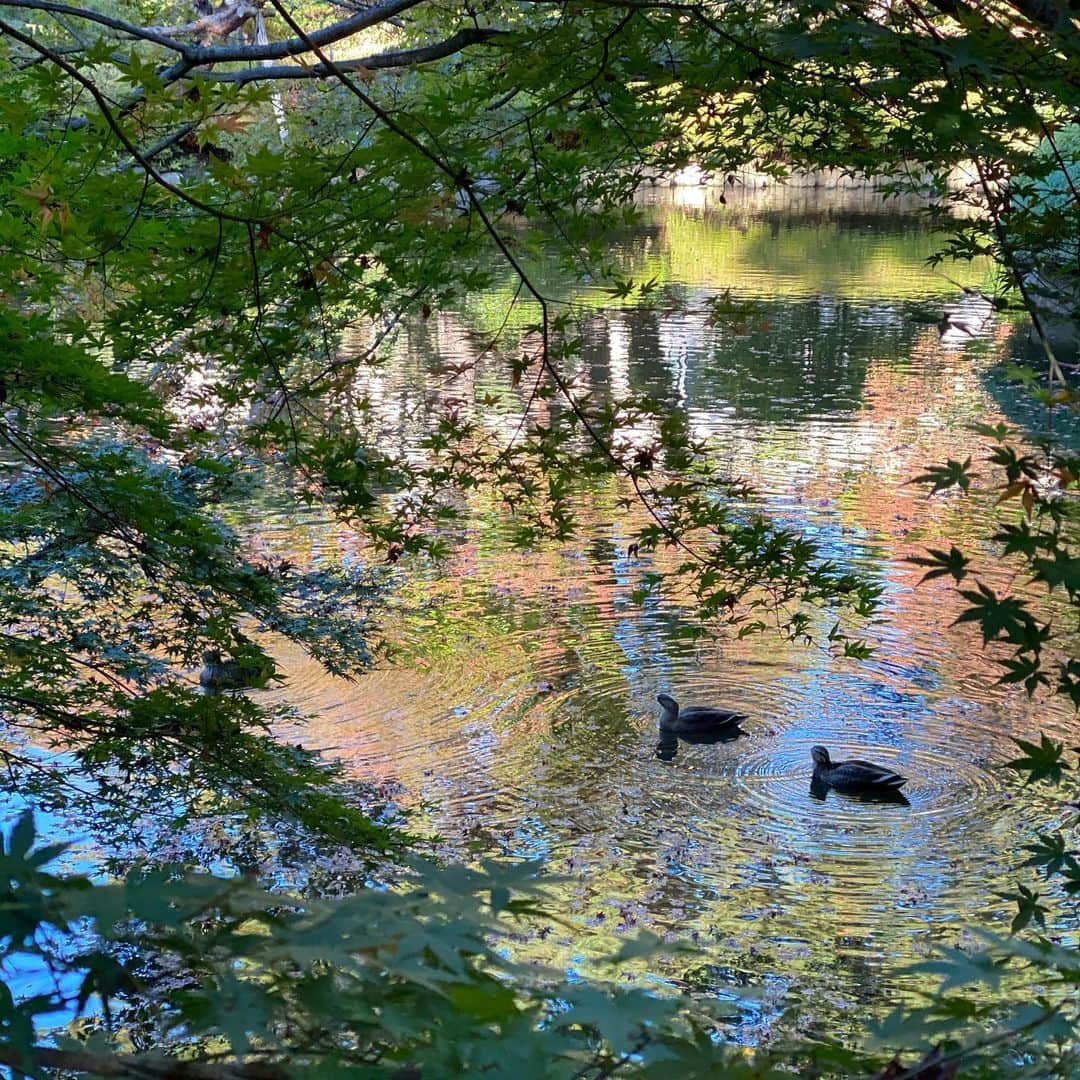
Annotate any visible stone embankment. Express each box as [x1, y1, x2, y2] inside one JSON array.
[[654, 162, 978, 192]]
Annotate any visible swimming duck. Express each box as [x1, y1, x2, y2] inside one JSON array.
[[810, 745, 906, 792], [657, 693, 747, 734], [199, 649, 271, 690]]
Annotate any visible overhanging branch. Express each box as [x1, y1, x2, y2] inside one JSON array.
[[146, 0, 262, 43], [203, 25, 506, 83], [190, 0, 424, 61], [0, 0, 428, 66], [0, 0, 188, 52]]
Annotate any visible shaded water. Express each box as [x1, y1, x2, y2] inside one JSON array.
[[249, 190, 1075, 1039]]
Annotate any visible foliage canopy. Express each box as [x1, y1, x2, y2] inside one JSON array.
[[3, 0, 1080, 1075]]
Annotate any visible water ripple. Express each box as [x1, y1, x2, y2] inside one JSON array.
[[225, 201, 1077, 1039]]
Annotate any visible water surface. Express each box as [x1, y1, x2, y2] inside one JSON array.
[[250, 188, 1075, 1040]]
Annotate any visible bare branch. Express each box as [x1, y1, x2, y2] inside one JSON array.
[[147, 0, 261, 43], [185, 0, 424, 62], [204, 25, 505, 83], [0, 0, 190, 52], [0, 0, 428, 67]]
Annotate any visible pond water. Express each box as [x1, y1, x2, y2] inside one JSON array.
[[248, 186, 1077, 1042]]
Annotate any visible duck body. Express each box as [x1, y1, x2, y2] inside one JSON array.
[[199, 649, 270, 690], [811, 745, 906, 792], [657, 694, 747, 734]]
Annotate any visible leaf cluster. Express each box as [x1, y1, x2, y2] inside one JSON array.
[[0, 814, 790, 1079]]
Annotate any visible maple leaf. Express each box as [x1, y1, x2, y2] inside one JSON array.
[[212, 111, 250, 134]]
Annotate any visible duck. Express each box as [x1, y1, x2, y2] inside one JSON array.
[[810, 745, 906, 792], [199, 648, 272, 690], [657, 693, 747, 734]]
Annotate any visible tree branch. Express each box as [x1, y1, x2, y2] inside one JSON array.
[[0, 0, 189, 52], [203, 25, 505, 83], [0, 0, 428, 67], [146, 0, 262, 43], [174, 0, 426, 65], [0, 17, 264, 226]]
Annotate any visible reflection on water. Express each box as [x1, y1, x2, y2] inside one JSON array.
[[808, 776, 912, 807], [656, 724, 747, 762], [248, 193, 1075, 1039]]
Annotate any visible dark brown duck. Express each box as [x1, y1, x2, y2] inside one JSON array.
[[810, 745, 907, 792], [657, 693, 747, 734]]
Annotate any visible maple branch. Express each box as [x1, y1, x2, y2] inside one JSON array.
[[0, 17, 267, 226]]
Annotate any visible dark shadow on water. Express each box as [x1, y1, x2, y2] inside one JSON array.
[[655, 726, 746, 761], [983, 323, 1080, 450], [809, 776, 911, 807]]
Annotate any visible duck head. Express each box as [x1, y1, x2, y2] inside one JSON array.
[[656, 694, 679, 725], [811, 745, 831, 768]]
